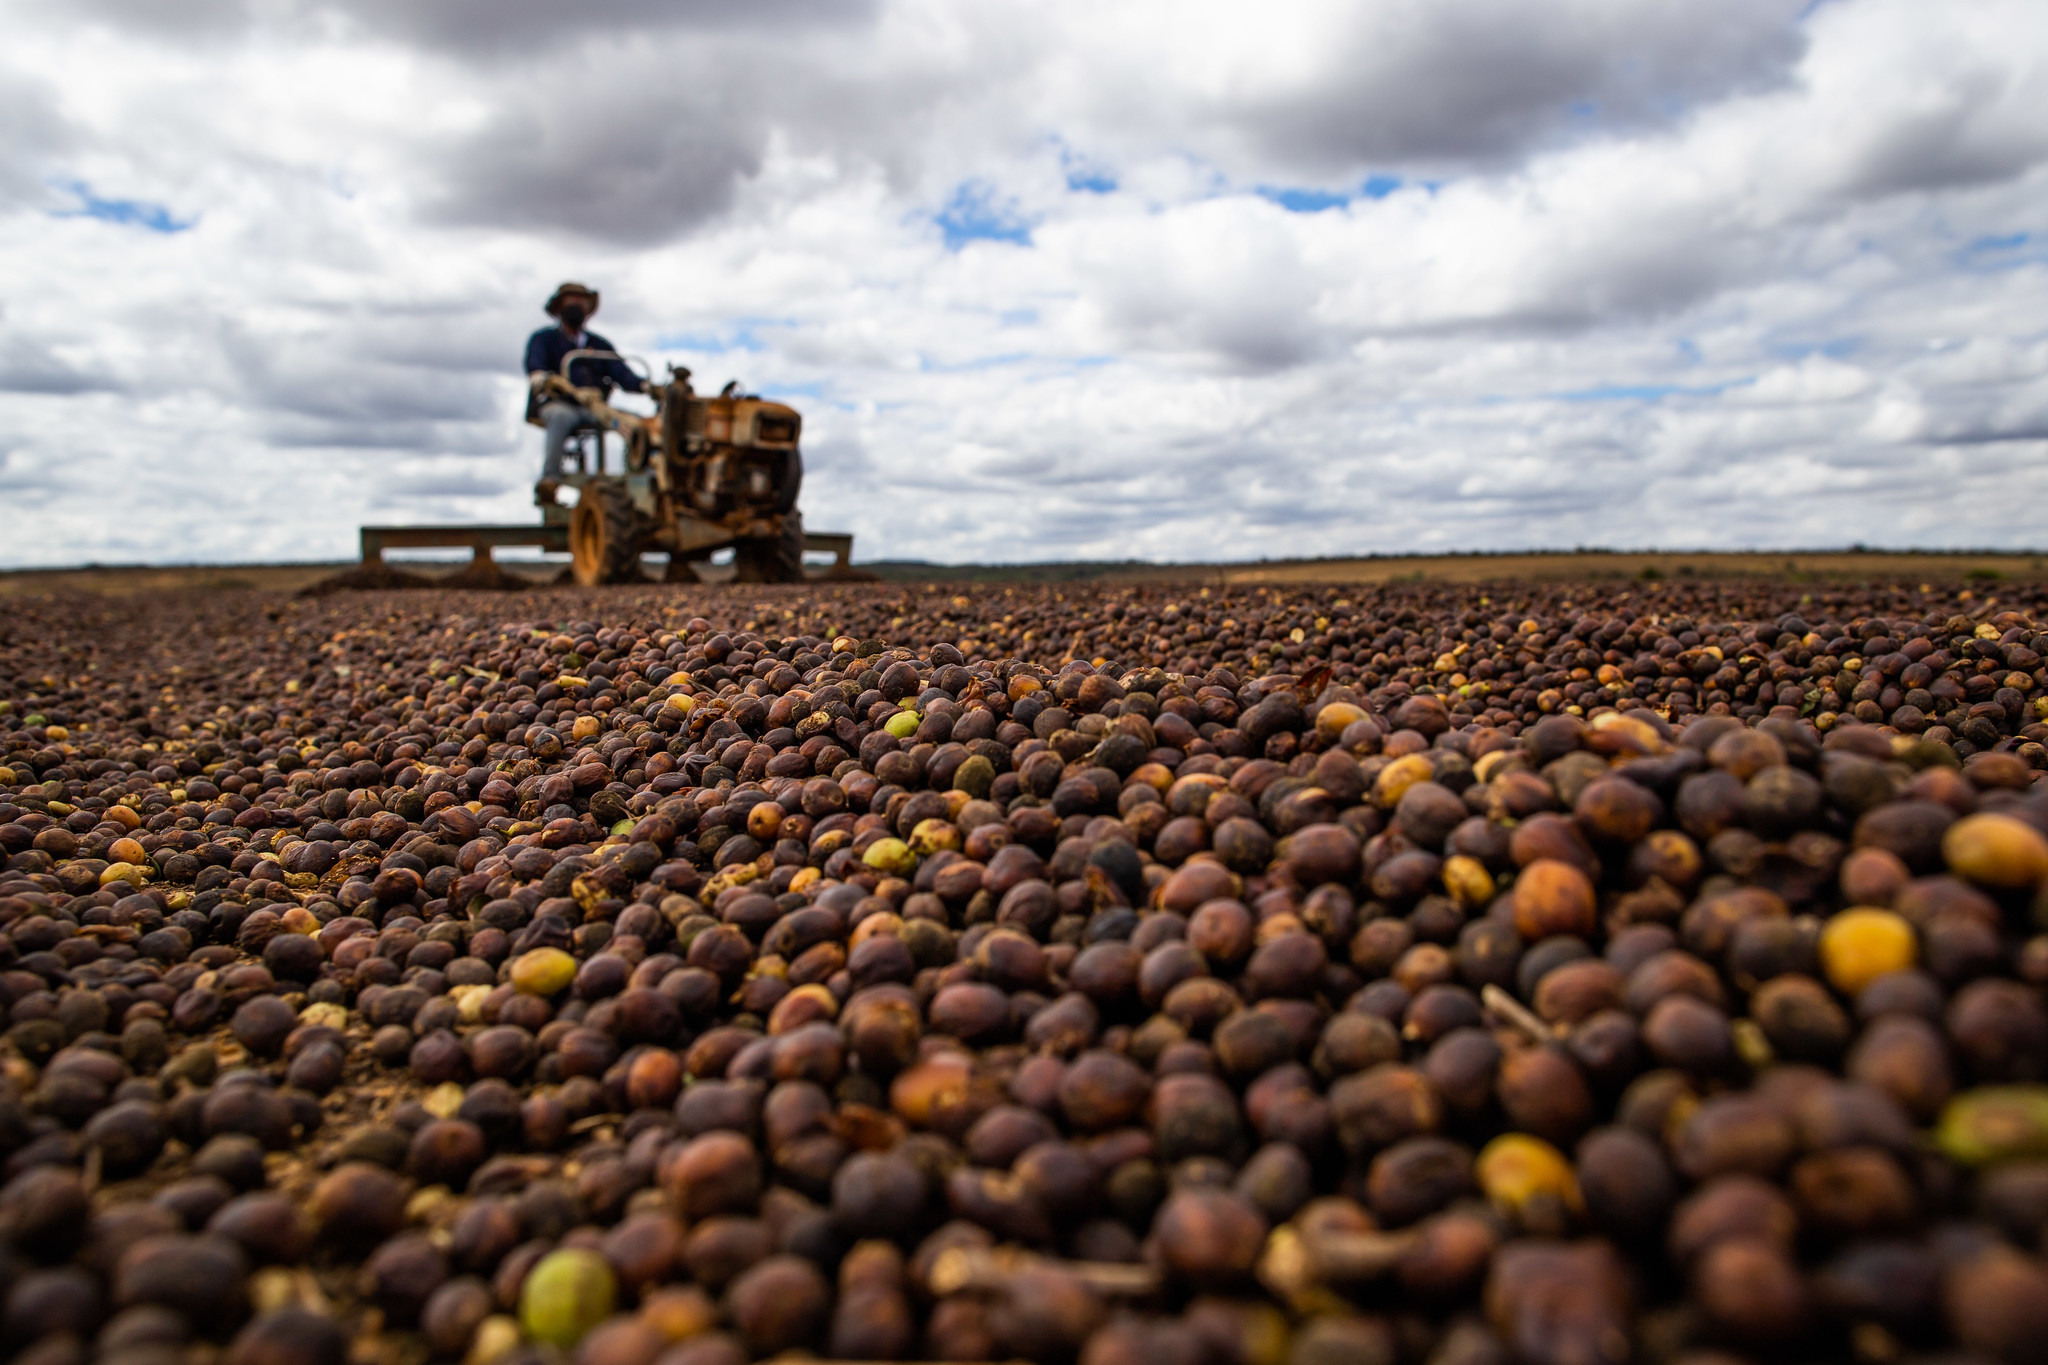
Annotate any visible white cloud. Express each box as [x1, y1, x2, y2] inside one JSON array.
[[1750, 356, 1873, 404], [1, 0, 2046, 568]]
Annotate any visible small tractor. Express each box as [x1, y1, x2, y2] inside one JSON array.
[[357, 352, 852, 585]]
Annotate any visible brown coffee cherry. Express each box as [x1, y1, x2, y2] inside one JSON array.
[[1153, 1188, 1267, 1287], [1692, 1237, 1808, 1343], [1512, 861, 1598, 940], [724, 1255, 829, 1357], [664, 1131, 763, 1219], [308, 1163, 408, 1245], [225, 1310, 349, 1365]]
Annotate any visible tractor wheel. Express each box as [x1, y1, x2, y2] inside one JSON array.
[[732, 514, 806, 584], [569, 481, 642, 586]]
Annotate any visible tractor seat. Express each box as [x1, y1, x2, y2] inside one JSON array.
[[521, 398, 609, 463]]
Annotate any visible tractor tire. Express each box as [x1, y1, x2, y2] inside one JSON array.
[[732, 513, 806, 584], [569, 481, 642, 586]]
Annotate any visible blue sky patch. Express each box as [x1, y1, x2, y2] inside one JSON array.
[[761, 380, 849, 410], [1259, 186, 1350, 213], [1551, 380, 1740, 402], [1956, 232, 2039, 272], [51, 181, 194, 233], [1052, 136, 1116, 194], [1260, 174, 1408, 212], [935, 182, 1032, 249], [655, 325, 768, 354]]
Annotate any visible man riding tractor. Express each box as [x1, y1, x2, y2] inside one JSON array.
[[524, 282, 644, 507], [516, 281, 813, 584]]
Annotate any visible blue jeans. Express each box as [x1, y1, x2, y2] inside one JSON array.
[[539, 401, 595, 481]]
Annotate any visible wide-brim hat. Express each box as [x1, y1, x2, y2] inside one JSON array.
[[545, 282, 600, 317]]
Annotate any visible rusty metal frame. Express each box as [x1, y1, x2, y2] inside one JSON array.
[[359, 524, 568, 564], [360, 523, 855, 575]]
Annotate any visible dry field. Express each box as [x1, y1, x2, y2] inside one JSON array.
[[1218, 549, 2048, 586], [4, 547, 2044, 598]]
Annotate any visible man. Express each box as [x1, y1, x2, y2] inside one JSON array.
[[524, 282, 646, 505]]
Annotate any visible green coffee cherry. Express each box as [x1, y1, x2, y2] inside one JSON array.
[[519, 1247, 617, 1347], [1935, 1087, 2048, 1166]]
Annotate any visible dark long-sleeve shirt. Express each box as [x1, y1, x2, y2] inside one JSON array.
[[523, 326, 645, 396]]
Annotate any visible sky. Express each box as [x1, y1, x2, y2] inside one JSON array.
[[0, 0, 2045, 568]]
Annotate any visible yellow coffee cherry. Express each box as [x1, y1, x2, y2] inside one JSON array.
[[511, 947, 577, 996], [1818, 907, 1916, 996], [1944, 813, 2048, 890], [1314, 702, 1367, 743], [909, 818, 962, 856], [1442, 854, 1496, 910], [746, 803, 784, 841], [862, 837, 917, 876], [1373, 754, 1435, 809], [98, 863, 149, 888], [1476, 1133, 1582, 1222]]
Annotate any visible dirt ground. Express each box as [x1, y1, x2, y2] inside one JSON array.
[[1, 548, 2040, 597], [1211, 549, 2048, 586]]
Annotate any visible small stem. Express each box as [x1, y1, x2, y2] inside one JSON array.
[[1482, 983, 1555, 1043], [928, 1246, 1162, 1297]]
